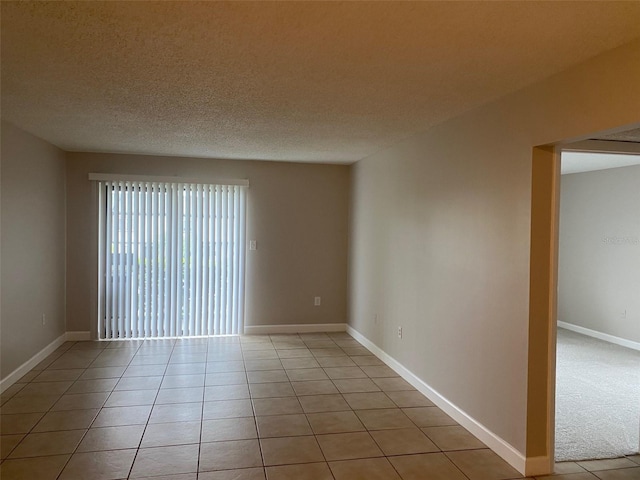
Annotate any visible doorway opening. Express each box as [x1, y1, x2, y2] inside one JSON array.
[[555, 144, 640, 461], [528, 125, 640, 476]]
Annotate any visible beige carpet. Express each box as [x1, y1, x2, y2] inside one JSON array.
[[555, 328, 640, 461]]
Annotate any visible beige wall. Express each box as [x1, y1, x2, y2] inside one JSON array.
[[1, 121, 67, 378], [66, 153, 349, 336], [559, 165, 640, 343], [348, 37, 640, 461]]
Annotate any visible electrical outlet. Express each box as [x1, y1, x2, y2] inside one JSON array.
[[621, 309, 627, 319], [314, 296, 321, 306], [249, 240, 257, 251], [397, 326, 402, 339], [42, 314, 46, 326]]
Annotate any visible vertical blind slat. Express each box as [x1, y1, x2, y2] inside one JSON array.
[[211, 185, 217, 334], [183, 185, 191, 336], [170, 186, 180, 337], [136, 185, 145, 338], [113, 182, 120, 338], [149, 183, 159, 337], [220, 189, 228, 335], [155, 184, 162, 337], [238, 187, 247, 335], [139, 183, 145, 337], [231, 187, 240, 333], [98, 183, 107, 339], [105, 181, 110, 339], [161, 184, 168, 336], [202, 186, 211, 335], [195, 185, 204, 336], [225, 187, 233, 335], [213, 187, 222, 335], [118, 182, 125, 338], [189, 187, 197, 336], [123, 182, 131, 339]]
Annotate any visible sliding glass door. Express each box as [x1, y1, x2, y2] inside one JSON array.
[[96, 178, 247, 338]]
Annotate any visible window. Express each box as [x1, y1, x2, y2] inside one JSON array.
[[95, 176, 247, 338]]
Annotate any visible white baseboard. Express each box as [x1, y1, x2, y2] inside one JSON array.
[[346, 325, 534, 476], [558, 321, 640, 351], [0, 332, 67, 393], [66, 331, 91, 341], [244, 323, 347, 335], [0, 330, 92, 393]]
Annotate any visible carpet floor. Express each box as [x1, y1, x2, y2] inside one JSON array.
[[555, 327, 640, 461]]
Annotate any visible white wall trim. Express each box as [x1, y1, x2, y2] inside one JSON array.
[[65, 331, 91, 341], [0, 331, 93, 393], [346, 325, 530, 476], [244, 323, 347, 335], [558, 321, 640, 351], [0, 332, 67, 393]]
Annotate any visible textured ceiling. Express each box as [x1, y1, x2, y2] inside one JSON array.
[[2, 2, 640, 163]]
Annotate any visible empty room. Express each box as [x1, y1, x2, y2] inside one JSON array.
[[1, 2, 640, 480], [556, 146, 640, 463]]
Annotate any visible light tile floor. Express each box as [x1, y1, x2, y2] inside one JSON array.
[[1, 332, 639, 479]]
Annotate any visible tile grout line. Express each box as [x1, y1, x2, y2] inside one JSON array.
[[84, 339, 147, 480], [51, 340, 133, 480], [194, 337, 209, 479], [16, 341, 107, 478], [2, 340, 82, 467], [5, 333, 637, 479], [244, 334, 270, 478], [130, 338, 175, 479]]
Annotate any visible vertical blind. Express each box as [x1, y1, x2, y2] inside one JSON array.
[[96, 178, 247, 339]]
